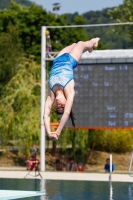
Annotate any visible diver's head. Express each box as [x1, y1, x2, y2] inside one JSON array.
[[54, 92, 76, 127], [54, 94, 66, 113]]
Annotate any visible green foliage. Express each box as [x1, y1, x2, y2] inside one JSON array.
[[67, 8, 133, 49], [0, 1, 49, 61], [92, 129, 133, 153], [56, 129, 89, 162], [0, 60, 41, 157], [0, 24, 23, 86], [108, 0, 133, 42], [0, 1, 106, 63], [0, 0, 32, 9]]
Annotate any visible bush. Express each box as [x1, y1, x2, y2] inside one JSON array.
[[93, 129, 133, 153]]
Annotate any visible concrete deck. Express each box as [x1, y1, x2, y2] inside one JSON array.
[[0, 170, 133, 182]]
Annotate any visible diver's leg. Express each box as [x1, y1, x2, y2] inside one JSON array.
[[69, 38, 100, 62], [56, 43, 76, 58]]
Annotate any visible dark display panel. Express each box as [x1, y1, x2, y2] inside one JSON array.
[[66, 63, 133, 128]]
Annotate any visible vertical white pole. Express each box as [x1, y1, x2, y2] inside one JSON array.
[[110, 154, 112, 181], [40, 26, 46, 171]]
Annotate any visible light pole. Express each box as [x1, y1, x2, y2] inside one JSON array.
[[53, 3, 61, 18]]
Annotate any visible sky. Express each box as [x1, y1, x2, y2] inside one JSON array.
[[31, 0, 124, 14]]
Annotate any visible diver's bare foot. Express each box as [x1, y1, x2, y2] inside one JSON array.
[[88, 37, 100, 53]]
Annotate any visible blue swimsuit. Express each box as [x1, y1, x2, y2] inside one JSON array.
[[49, 53, 78, 93]]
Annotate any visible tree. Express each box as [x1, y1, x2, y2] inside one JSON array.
[[0, 1, 105, 63], [108, 0, 133, 42], [67, 8, 133, 49], [55, 128, 89, 162], [0, 24, 23, 95], [92, 129, 133, 153], [0, 0, 32, 9], [0, 59, 41, 157]]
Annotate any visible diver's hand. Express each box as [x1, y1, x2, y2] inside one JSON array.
[[48, 132, 60, 141]]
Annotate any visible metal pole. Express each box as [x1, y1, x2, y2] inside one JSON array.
[[47, 22, 133, 29], [40, 26, 46, 171], [110, 154, 112, 181]]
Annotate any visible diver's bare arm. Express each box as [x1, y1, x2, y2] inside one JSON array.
[[56, 92, 75, 134], [43, 91, 55, 135]]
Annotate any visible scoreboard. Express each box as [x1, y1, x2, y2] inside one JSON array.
[[66, 63, 133, 128]]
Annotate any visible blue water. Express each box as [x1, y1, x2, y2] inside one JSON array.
[[0, 178, 133, 200]]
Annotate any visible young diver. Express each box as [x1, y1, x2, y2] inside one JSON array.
[[44, 38, 100, 140]]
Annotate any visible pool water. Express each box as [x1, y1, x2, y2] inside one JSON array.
[[0, 178, 133, 200]]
